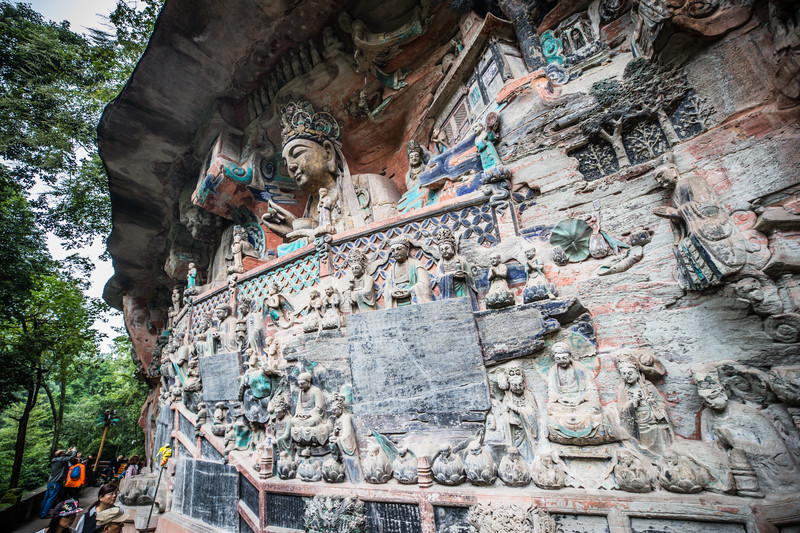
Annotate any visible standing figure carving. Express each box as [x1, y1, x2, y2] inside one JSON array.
[[344, 248, 376, 313], [227, 225, 258, 274], [263, 283, 295, 329], [213, 304, 239, 354], [320, 286, 342, 329], [239, 356, 281, 425], [497, 363, 538, 463], [329, 393, 362, 483], [384, 236, 433, 307], [523, 248, 557, 303], [398, 140, 429, 213], [486, 253, 515, 309], [546, 343, 615, 445], [237, 296, 264, 356], [434, 228, 474, 301], [653, 154, 747, 290], [614, 351, 673, 454]]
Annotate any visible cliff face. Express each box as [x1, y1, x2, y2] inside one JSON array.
[[101, 0, 800, 531]]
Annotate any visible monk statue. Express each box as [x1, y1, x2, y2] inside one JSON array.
[[384, 236, 434, 307], [213, 304, 239, 354], [290, 371, 330, 447], [260, 97, 400, 242], [653, 153, 747, 290], [546, 342, 615, 445]]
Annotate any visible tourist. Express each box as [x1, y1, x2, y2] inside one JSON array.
[[123, 454, 140, 478], [94, 507, 131, 533], [82, 455, 97, 487], [74, 484, 118, 533], [103, 454, 124, 482], [37, 499, 82, 533], [64, 456, 85, 500], [39, 446, 77, 519]]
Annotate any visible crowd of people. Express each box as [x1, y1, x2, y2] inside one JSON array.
[[37, 447, 142, 533]]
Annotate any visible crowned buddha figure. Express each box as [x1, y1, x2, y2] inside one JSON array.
[[434, 228, 474, 301], [290, 372, 330, 447], [398, 140, 429, 213], [260, 97, 400, 247], [384, 236, 434, 307], [546, 343, 615, 445], [614, 351, 673, 454], [343, 248, 376, 313], [498, 363, 539, 463], [653, 154, 747, 290]]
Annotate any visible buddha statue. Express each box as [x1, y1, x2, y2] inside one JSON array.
[[384, 236, 433, 307], [290, 372, 330, 447]]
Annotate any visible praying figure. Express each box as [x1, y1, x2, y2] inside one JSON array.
[[434, 228, 473, 300], [523, 248, 557, 303], [263, 283, 294, 329], [486, 253, 515, 309], [384, 236, 433, 307], [546, 343, 615, 445]]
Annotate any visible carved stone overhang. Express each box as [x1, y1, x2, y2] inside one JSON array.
[[98, 0, 429, 310], [426, 14, 517, 122]]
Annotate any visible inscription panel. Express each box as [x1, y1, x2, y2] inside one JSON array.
[[174, 458, 239, 532], [434, 506, 470, 533], [266, 493, 306, 530], [240, 473, 260, 519], [198, 351, 242, 403], [201, 437, 224, 462], [555, 514, 610, 533], [630, 518, 748, 533], [366, 502, 421, 533]]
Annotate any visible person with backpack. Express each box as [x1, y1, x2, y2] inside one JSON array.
[[64, 456, 85, 500], [39, 447, 78, 519]]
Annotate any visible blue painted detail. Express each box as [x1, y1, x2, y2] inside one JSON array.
[[418, 134, 483, 189], [196, 173, 222, 204], [472, 261, 527, 293], [277, 239, 309, 257]]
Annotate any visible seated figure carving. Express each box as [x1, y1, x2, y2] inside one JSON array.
[[290, 372, 330, 447], [547, 343, 615, 445]]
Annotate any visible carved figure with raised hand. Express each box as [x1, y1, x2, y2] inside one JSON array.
[[263, 283, 295, 329], [384, 236, 433, 307], [547, 343, 615, 445], [614, 351, 673, 454], [523, 247, 557, 303], [531, 451, 567, 489], [344, 248, 376, 313], [653, 154, 747, 290], [329, 393, 361, 483], [498, 363, 538, 463], [291, 372, 330, 447], [486, 253, 515, 309], [362, 442, 392, 484], [261, 97, 399, 242], [695, 369, 800, 494], [267, 393, 292, 455], [432, 444, 466, 486], [464, 440, 497, 486], [434, 228, 473, 300]]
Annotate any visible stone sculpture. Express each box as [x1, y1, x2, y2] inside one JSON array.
[[227, 225, 258, 274], [497, 363, 538, 463], [392, 446, 418, 484], [320, 286, 342, 329], [434, 228, 474, 300], [291, 372, 330, 447], [657, 451, 709, 494], [213, 304, 239, 354], [614, 351, 673, 454], [432, 444, 466, 486], [598, 228, 652, 276], [384, 236, 434, 307], [551, 245, 569, 266], [467, 502, 557, 533], [321, 447, 346, 483], [531, 451, 567, 490], [302, 289, 324, 333], [547, 343, 615, 445], [473, 115, 501, 171], [362, 442, 392, 484], [614, 449, 653, 493], [653, 155, 747, 290], [239, 356, 280, 425], [297, 447, 323, 482], [486, 253, 515, 309], [523, 247, 557, 303], [181, 357, 202, 411], [498, 447, 531, 487], [213, 401, 228, 424], [463, 440, 497, 486], [237, 296, 264, 356], [263, 283, 295, 329], [194, 402, 207, 438], [329, 393, 361, 483], [343, 248, 376, 313], [185, 262, 198, 296], [695, 369, 800, 494], [303, 494, 366, 533], [398, 140, 429, 213], [276, 450, 297, 480], [260, 97, 399, 242], [193, 312, 214, 359]]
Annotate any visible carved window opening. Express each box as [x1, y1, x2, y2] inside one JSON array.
[[442, 96, 473, 145], [556, 13, 596, 55]]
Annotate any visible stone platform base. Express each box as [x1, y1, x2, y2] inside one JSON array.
[[155, 512, 229, 533]]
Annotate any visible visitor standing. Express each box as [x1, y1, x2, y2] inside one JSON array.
[[64, 457, 85, 500], [82, 455, 97, 487], [39, 447, 77, 519], [37, 499, 82, 533], [75, 484, 118, 533]]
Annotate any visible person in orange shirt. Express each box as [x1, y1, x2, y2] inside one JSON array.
[[64, 456, 85, 500]]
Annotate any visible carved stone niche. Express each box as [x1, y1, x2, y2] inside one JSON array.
[[467, 502, 556, 533]]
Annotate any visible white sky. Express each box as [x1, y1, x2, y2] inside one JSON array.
[[30, 0, 133, 351]]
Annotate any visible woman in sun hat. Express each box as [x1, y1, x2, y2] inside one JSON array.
[[38, 499, 82, 533]]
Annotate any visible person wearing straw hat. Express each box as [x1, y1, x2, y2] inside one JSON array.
[[37, 499, 82, 533]]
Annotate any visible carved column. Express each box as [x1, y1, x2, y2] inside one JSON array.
[[498, 0, 547, 71]]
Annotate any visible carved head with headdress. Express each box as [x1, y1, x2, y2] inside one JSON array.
[[330, 392, 347, 416], [237, 295, 252, 315], [614, 351, 643, 386], [347, 248, 369, 276], [692, 367, 729, 411], [434, 228, 457, 259], [406, 140, 424, 166], [388, 236, 412, 263]]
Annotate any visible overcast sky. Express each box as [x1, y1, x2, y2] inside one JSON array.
[[30, 0, 133, 350]]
